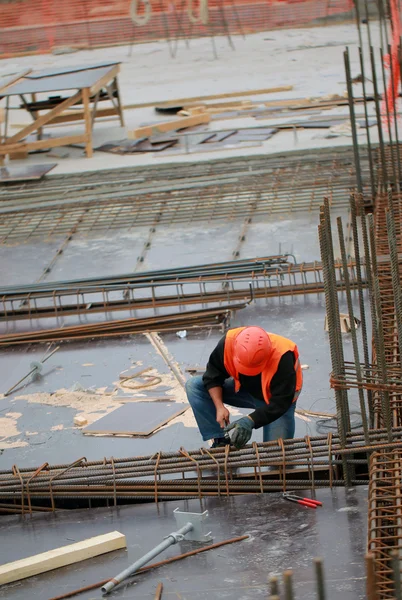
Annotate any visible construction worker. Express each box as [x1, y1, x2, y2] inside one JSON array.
[[185, 326, 302, 449]]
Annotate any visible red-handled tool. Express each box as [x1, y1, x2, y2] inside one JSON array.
[[283, 494, 317, 509], [283, 492, 323, 508]]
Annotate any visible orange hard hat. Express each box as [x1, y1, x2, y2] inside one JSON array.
[[233, 326, 272, 376]]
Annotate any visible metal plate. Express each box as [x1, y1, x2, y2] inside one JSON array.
[[2, 66, 117, 96], [26, 62, 119, 79], [83, 401, 189, 436], [96, 139, 177, 154], [0, 164, 57, 183]]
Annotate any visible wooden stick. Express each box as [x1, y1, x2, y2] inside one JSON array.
[[3, 90, 82, 145], [154, 582, 163, 600], [129, 113, 210, 139], [123, 85, 293, 110], [0, 134, 86, 155], [48, 535, 249, 600], [82, 87, 93, 158]]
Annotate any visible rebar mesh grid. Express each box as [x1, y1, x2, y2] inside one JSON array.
[[0, 154, 370, 245]]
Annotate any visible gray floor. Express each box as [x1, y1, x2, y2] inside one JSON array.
[[0, 487, 368, 600], [0, 205, 366, 469]]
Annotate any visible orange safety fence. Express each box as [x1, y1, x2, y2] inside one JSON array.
[[0, 0, 354, 58]]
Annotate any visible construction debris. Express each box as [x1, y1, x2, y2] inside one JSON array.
[[73, 416, 88, 427]]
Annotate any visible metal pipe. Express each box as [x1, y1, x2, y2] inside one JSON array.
[[49, 535, 249, 600], [102, 522, 194, 594]]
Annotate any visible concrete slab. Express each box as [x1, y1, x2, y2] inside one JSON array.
[[0, 23, 384, 175], [0, 487, 368, 599]]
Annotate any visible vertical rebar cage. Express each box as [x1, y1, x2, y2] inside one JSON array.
[[368, 450, 402, 599]]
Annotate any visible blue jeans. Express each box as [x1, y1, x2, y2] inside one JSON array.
[[185, 375, 296, 443]]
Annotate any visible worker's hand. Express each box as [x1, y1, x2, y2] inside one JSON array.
[[224, 416, 254, 449], [216, 406, 230, 429]]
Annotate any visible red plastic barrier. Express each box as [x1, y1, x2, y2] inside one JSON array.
[[0, 0, 354, 58]]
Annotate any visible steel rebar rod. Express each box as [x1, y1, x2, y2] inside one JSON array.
[[337, 216, 370, 445]]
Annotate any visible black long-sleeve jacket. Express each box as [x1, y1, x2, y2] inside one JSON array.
[[202, 333, 297, 429]]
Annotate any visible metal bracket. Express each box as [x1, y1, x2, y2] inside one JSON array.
[[173, 508, 212, 542]]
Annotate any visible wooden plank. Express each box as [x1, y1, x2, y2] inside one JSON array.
[[82, 88, 93, 158], [0, 134, 87, 155], [0, 70, 32, 96], [9, 151, 28, 160], [123, 85, 293, 110], [4, 90, 82, 145], [0, 164, 57, 182], [129, 113, 210, 140], [83, 402, 189, 437], [0, 531, 126, 585], [155, 583, 164, 600], [90, 64, 120, 96], [45, 107, 119, 125], [114, 76, 125, 127], [184, 100, 253, 110]]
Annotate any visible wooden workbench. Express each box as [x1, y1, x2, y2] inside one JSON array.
[[0, 62, 124, 159]]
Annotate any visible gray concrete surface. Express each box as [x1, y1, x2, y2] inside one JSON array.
[[0, 21, 384, 174], [0, 487, 368, 600]]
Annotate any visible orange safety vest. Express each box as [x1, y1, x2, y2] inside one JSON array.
[[223, 327, 303, 405]]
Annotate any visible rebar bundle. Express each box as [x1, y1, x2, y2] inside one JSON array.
[[3, 429, 402, 514], [0, 303, 246, 347], [0, 256, 360, 322], [0, 151, 370, 245]]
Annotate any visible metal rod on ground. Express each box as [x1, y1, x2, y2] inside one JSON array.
[[314, 558, 326, 600], [4, 345, 59, 396], [102, 522, 194, 594], [344, 48, 363, 193], [283, 570, 294, 600], [48, 536, 249, 600], [269, 576, 279, 596], [154, 582, 163, 600], [367, 213, 393, 438], [337, 217, 370, 444]]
